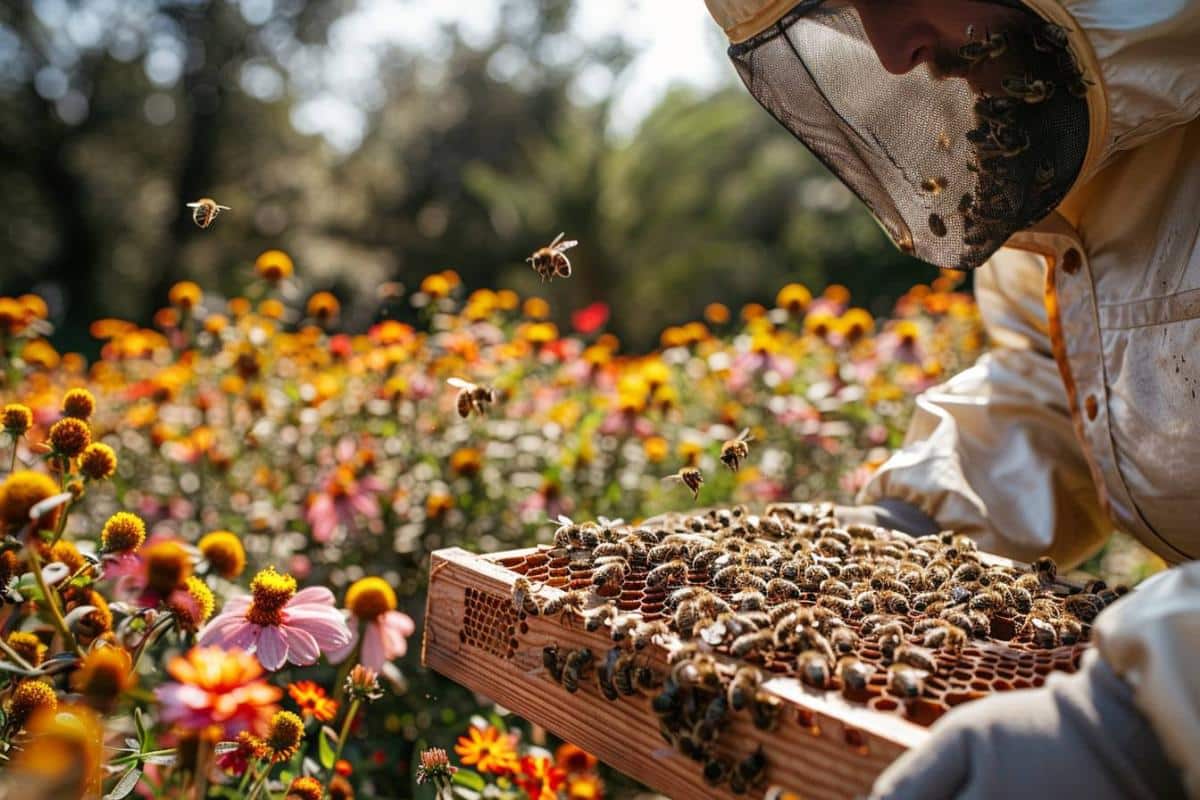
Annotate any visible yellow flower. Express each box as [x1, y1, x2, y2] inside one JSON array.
[[246, 567, 297, 627], [287, 776, 325, 800], [2, 403, 33, 436], [640, 359, 670, 390], [169, 575, 215, 632], [49, 417, 91, 457], [0, 470, 59, 529], [425, 492, 453, 519], [264, 710, 305, 762], [804, 309, 837, 339], [101, 512, 146, 553], [9, 703, 103, 796], [643, 436, 669, 463], [523, 322, 558, 345], [168, 281, 203, 311], [420, 273, 452, 299], [79, 443, 117, 481], [21, 338, 61, 368], [522, 297, 550, 320], [838, 308, 875, 342], [775, 283, 813, 314], [7, 680, 58, 728], [203, 314, 229, 335], [450, 447, 483, 477], [704, 302, 731, 325], [61, 389, 96, 421], [823, 283, 852, 305], [0, 297, 26, 334], [18, 294, 49, 321], [258, 298, 285, 320], [199, 530, 246, 578], [455, 725, 518, 776], [7, 632, 47, 668], [741, 303, 767, 322], [143, 540, 192, 596], [345, 577, 397, 621], [495, 289, 519, 311], [893, 320, 921, 348], [70, 646, 136, 712], [306, 291, 340, 322], [255, 250, 294, 283]]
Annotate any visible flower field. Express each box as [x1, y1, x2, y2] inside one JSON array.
[[0, 252, 1025, 798]]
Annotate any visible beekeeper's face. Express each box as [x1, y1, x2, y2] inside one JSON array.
[[847, 0, 1029, 88]]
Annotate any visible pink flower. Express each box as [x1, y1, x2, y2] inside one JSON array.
[[328, 577, 416, 670], [198, 567, 352, 671]]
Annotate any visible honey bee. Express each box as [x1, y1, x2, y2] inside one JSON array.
[[798, 650, 831, 689], [969, 590, 1004, 613], [597, 648, 621, 701], [730, 630, 774, 659], [921, 176, 948, 195], [922, 621, 967, 654], [887, 663, 927, 699], [186, 197, 230, 229], [735, 747, 768, 788], [726, 666, 762, 712], [527, 232, 578, 282], [543, 644, 564, 682], [837, 656, 875, 692], [928, 213, 948, 238], [583, 603, 616, 632], [1002, 74, 1055, 103], [731, 590, 767, 612], [632, 620, 670, 651], [719, 428, 753, 472], [511, 577, 543, 615], [663, 467, 704, 500], [751, 691, 781, 731], [1024, 615, 1059, 648], [539, 588, 591, 622], [765, 578, 801, 602], [561, 648, 594, 693], [447, 377, 496, 418], [1031, 556, 1058, 586], [591, 559, 629, 592], [1058, 614, 1085, 645], [830, 625, 860, 655], [894, 644, 939, 674], [703, 757, 731, 787], [646, 559, 689, 589]]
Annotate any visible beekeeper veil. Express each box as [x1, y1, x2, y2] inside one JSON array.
[[710, 0, 1094, 270]]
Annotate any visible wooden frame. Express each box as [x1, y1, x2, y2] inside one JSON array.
[[423, 547, 931, 800]]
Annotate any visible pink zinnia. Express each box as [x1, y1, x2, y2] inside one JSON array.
[[328, 577, 415, 670], [199, 567, 351, 671]]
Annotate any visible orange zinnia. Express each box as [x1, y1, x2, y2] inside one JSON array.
[[287, 680, 339, 722], [454, 725, 518, 776], [155, 647, 282, 738]]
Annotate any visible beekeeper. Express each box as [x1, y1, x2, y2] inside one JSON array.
[[702, 0, 1199, 797]]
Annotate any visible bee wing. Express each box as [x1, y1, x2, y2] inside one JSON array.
[[446, 377, 474, 390], [549, 231, 565, 247], [737, 427, 752, 442], [186, 202, 203, 208], [216, 205, 231, 210], [555, 514, 575, 526], [554, 240, 579, 252], [661, 474, 682, 484]]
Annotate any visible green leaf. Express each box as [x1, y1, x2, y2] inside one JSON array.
[[452, 770, 486, 791], [318, 725, 337, 770], [104, 766, 141, 800], [133, 708, 147, 747]]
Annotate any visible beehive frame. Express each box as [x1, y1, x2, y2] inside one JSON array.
[[423, 545, 1088, 800]]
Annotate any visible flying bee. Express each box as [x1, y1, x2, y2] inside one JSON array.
[[561, 648, 594, 693], [1002, 74, 1055, 103], [837, 656, 875, 692], [542, 644, 564, 682], [446, 377, 496, 418], [719, 427, 753, 472], [798, 649, 831, 689], [646, 559, 689, 589], [663, 467, 704, 500], [887, 663, 927, 699], [527, 232, 578, 282], [186, 197, 230, 229]]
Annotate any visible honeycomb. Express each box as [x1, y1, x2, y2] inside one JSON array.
[[491, 504, 1109, 728], [460, 586, 520, 660]]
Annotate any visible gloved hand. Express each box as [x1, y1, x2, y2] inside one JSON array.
[[870, 650, 1186, 800], [835, 499, 940, 536]]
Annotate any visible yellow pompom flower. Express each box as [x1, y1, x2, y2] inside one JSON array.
[[838, 308, 875, 342], [255, 250, 294, 283], [287, 776, 325, 800], [264, 710, 304, 763], [419, 273, 452, 299], [7, 632, 47, 668], [143, 540, 192, 596], [168, 281, 203, 311], [0, 470, 59, 529], [167, 576, 215, 633], [79, 443, 117, 481], [306, 291, 340, 323], [522, 297, 550, 319], [775, 283, 813, 314], [198, 531, 246, 579], [48, 417, 91, 457], [7, 680, 58, 728], [345, 577, 397, 621], [100, 512, 146, 554], [2, 403, 33, 436]]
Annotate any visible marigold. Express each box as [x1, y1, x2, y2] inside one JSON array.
[[18, 293, 48, 320], [776, 283, 813, 314], [2, 403, 33, 435], [59, 390, 93, 423], [48, 417, 90, 457], [8, 680, 58, 727], [566, 773, 605, 800], [454, 725, 519, 776], [7, 631, 47, 667], [198, 530, 246, 578], [79, 442, 117, 481], [255, 250, 294, 283], [643, 436, 669, 464], [100, 512, 146, 553], [0, 470, 59, 528], [70, 646, 135, 711], [287, 680, 339, 722], [264, 710, 304, 762], [168, 281, 203, 310], [286, 776, 324, 800]]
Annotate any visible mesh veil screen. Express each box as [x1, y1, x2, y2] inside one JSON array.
[[729, 1, 1090, 270]]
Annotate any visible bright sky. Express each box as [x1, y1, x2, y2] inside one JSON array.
[[288, 0, 732, 150]]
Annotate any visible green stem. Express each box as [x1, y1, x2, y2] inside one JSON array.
[[331, 625, 363, 705], [27, 545, 83, 659], [48, 496, 74, 547], [330, 698, 361, 772], [130, 615, 175, 669], [8, 435, 17, 473]]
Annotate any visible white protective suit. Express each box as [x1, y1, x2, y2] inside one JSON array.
[[702, 0, 1200, 794]]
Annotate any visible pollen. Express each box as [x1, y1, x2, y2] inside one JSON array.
[[143, 540, 193, 596], [8, 680, 58, 727], [169, 576, 215, 632], [79, 443, 118, 481], [100, 512, 146, 554], [0, 470, 59, 528], [265, 710, 304, 762], [198, 530, 246, 578], [246, 567, 297, 627], [7, 632, 47, 668], [61, 389, 97, 421], [48, 417, 91, 458], [2, 403, 33, 435], [346, 577, 397, 620], [287, 776, 324, 800]]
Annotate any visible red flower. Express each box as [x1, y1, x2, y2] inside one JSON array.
[[571, 302, 609, 335], [517, 755, 566, 800]]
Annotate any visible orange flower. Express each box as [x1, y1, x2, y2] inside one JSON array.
[[454, 725, 519, 776], [155, 647, 282, 738], [450, 447, 483, 476], [555, 743, 598, 774], [775, 283, 812, 314], [287, 680, 339, 722], [566, 773, 605, 800], [704, 302, 731, 325], [516, 754, 566, 800], [255, 250, 294, 283]]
